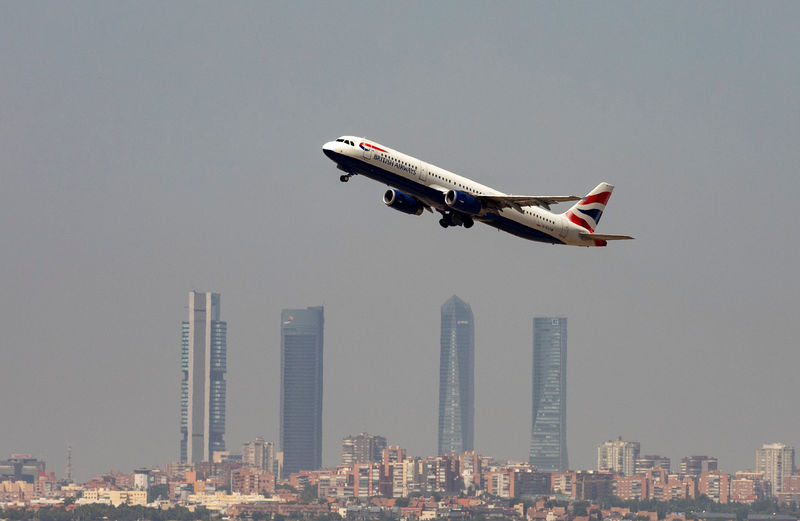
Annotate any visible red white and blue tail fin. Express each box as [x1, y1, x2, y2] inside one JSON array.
[[563, 182, 614, 233]]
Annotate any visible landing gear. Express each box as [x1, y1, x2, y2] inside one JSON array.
[[339, 174, 352, 183], [438, 212, 473, 229]]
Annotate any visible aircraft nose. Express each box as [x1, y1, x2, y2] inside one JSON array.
[[322, 141, 337, 161]]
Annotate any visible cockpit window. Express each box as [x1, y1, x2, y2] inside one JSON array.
[[336, 138, 344, 143]]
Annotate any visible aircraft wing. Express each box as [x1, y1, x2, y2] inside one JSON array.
[[479, 194, 581, 211], [579, 232, 634, 241]]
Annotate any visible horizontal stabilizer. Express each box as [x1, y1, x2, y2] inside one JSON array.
[[579, 232, 634, 241]]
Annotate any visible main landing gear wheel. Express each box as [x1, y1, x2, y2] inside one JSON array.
[[439, 219, 449, 228], [463, 216, 474, 228]]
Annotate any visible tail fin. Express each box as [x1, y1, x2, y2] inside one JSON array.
[[563, 182, 614, 233]]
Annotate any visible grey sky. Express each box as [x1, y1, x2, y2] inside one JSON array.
[[1, 2, 798, 481]]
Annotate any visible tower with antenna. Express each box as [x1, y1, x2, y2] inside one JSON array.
[[65, 444, 72, 484]]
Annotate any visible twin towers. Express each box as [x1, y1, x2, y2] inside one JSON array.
[[180, 292, 568, 474], [438, 297, 569, 473], [180, 292, 325, 474]]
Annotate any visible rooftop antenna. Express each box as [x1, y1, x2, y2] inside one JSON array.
[[66, 444, 72, 484]]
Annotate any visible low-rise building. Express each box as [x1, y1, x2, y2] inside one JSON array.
[[231, 467, 275, 495], [79, 488, 147, 506]]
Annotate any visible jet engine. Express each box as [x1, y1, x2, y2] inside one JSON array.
[[445, 189, 482, 215], [383, 189, 424, 216]]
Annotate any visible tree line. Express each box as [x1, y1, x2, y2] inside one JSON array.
[[596, 495, 798, 521], [0, 504, 212, 521]]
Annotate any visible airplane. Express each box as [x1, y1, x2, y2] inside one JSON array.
[[322, 135, 633, 246]]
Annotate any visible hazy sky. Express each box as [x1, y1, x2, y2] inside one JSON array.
[[2, 2, 799, 482]]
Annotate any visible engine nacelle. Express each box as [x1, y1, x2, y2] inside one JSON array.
[[445, 189, 482, 215], [383, 189, 424, 216]]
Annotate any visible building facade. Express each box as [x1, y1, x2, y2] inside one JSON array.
[[731, 471, 768, 503], [243, 437, 275, 472], [0, 455, 45, 483], [680, 455, 718, 477], [438, 296, 474, 456], [530, 317, 568, 472], [636, 455, 671, 473], [756, 442, 795, 495], [597, 438, 640, 477], [280, 306, 324, 475], [181, 291, 227, 463], [342, 433, 387, 466], [698, 470, 730, 503]]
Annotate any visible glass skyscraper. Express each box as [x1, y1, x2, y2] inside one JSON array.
[[438, 296, 474, 456], [280, 306, 324, 475], [530, 317, 568, 472], [181, 291, 227, 463]]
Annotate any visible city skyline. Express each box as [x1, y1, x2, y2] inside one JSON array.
[[5, 287, 800, 479], [3, 444, 799, 508], [5, 289, 799, 479], [2, 3, 799, 481], [438, 296, 475, 456]]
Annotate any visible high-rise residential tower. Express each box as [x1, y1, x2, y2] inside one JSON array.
[[636, 455, 671, 472], [280, 306, 324, 475], [680, 455, 718, 478], [242, 437, 275, 472], [756, 442, 795, 495], [342, 433, 387, 465], [438, 296, 474, 456], [180, 291, 227, 463], [530, 317, 568, 472], [597, 438, 640, 477]]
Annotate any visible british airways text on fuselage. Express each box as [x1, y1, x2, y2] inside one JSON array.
[[372, 150, 418, 176]]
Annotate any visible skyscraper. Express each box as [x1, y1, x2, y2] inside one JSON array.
[[280, 306, 324, 475], [438, 296, 474, 456], [530, 317, 568, 472], [180, 291, 227, 463]]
